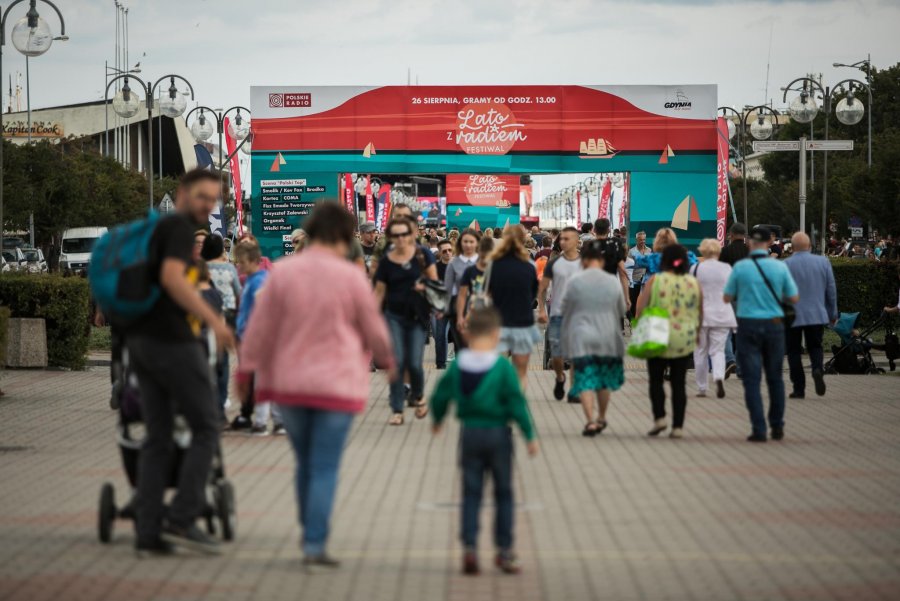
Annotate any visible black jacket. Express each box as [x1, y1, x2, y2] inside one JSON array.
[[720, 238, 749, 266]]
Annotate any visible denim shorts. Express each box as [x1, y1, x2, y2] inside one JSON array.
[[547, 315, 564, 358], [498, 325, 542, 356]]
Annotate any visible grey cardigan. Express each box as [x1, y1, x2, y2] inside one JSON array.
[[560, 268, 626, 358], [443, 255, 477, 297]]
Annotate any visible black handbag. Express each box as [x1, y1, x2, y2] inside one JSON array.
[[751, 257, 795, 327], [419, 278, 451, 314]]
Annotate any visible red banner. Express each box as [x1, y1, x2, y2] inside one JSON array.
[[446, 174, 519, 207], [716, 117, 729, 245], [344, 173, 354, 214], [223, 117, 244, 236], [619, 173, 629, 230], [521, 184, 533, 216], [253, 86, 718, 155], [376, 183, 392, 231], [365, 175, 375, 222], [598, 177, 612, 221]]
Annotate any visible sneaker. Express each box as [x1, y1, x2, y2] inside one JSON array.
[[553, 376, 566, 401], [788, 391, 805, 399], [696, 390, 707, 398], [272, 423, 287, 436], [771, 426, 784, 441], [135, 537, 176, 558], [724, 362, 737, 380], [716, 379, 726, 399], [812, 368, 826, 396], [249, 424, 269, 436], [647, 418, 667, 437], [161, 523, 222, 555], [230, 415, 252, 431], [463, 549, 480, 575], [302, 554, 340, 571], [747, 433, 767, 443], [670, 428, 684, 439], [495, 551, 521, 574]]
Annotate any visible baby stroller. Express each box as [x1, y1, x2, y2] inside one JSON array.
[[98, 334, 236, 543], [823, 312, 893, 375]]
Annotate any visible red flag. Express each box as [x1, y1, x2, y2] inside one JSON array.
[[716, 117, 729, 245], [576, 189, 582, 228], [365, 175, 375, 222], [598, 177, 612, 221], [223, 117, 244, 236], [377, 183, 392, 231], [344, 173, 355, 214]]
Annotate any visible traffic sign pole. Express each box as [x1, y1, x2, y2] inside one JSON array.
[[799, 136, 807, 233]]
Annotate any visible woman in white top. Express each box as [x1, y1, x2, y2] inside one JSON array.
[[691, 239, 737, 398]]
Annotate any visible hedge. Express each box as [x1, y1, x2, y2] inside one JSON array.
[[0, 274, 90, 370], [830, 259, 899, 324]]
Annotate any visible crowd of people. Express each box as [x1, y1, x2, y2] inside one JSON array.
[[111, 168, 899, 575]]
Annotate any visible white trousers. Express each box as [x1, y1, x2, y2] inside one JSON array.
[[694, 326, 730, 391], [254, 401, 283, 427]]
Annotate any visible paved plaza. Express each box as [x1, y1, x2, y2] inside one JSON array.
[[1, 353, 899, 601]]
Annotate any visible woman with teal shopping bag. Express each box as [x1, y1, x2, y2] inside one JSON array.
[[634, 245, 702, 439]]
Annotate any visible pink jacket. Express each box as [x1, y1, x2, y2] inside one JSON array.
[[237, 246, 395, 414]]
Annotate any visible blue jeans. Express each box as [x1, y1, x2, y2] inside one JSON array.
[[736, 318, 786, 437], [386, 312, 427, 413], [432, 315, 449, 368], [279, 405, 354, 556], [460, 426, 514, 550]]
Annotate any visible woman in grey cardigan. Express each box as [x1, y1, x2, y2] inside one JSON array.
[[443, 228, 480, 351], [560, 239, 627, 436]]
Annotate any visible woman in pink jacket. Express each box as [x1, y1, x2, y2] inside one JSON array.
[[237, 203, 395, 568]]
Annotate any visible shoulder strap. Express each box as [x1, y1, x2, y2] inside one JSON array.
[[751, 256, 781, 304], [482, 260, 494, 293]]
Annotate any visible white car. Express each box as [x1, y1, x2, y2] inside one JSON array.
[[22, 248, 48, 274], [1, 248, 26, 272]]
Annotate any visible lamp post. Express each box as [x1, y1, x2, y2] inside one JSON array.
[[185, 105, 250, 170], [781, 76, 868, 252], [104, 73, 195, 210], [718, 104, 780, 228], [833, 56, 873, 168], [0, 0, 65, 264]]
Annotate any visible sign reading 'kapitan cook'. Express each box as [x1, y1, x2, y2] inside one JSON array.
[[2, 121, 64, 138]]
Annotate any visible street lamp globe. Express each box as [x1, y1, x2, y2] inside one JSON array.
[[228, 114, 251, 141], [191, 114, 214, 142], [788, 93, 819, 124], [11, 16, 53, 57], [749, 115, 773, 140], [726, 118, 736, 140], [835, 93, 865, 126], [240, 140, 252, 155], [112, 85, 141, 119], [158, 93, 187, 118]]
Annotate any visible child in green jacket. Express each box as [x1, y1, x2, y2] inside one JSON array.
[[430, 307, 539, 576]]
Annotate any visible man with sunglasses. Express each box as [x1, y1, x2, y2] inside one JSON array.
[[359, 222, 378, 274], [434, 239, 454, 368]]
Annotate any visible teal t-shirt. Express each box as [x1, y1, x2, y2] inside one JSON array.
[[723, 250, 798, 319]]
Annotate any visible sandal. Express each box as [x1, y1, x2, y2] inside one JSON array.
[[595, 420, 608, 434], [414, 399, 429, 420], [388, 413, 404, 426], [582, 422, 599, 437]]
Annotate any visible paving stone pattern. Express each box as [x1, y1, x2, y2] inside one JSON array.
[[1, 354, 899, 601]]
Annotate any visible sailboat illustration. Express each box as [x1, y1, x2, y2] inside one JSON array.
[[578, 138, 618, 159], [671, 195, 701, 230], [362, 142, 376, 158]]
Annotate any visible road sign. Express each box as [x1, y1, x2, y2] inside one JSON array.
[[158, 192, 175, 214], [752, 141, 801, 152], [805, 140, 853, 151], [850, 227, 864, 238]]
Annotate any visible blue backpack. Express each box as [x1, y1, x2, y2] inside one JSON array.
[[89, 211, 162, 325]]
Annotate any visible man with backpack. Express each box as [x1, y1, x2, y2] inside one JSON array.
[[593, 218, 631, 314], [124, 169, 236, 556]]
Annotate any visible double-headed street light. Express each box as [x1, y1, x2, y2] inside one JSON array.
[[0, 0, 66, 263], [782, 76, 868, 251], [104, 73, 196, 210], [717, 104, 780, 227], [185, 106, 251, 171]]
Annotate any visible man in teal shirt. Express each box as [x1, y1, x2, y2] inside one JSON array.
[[724, 226, 799, 442]]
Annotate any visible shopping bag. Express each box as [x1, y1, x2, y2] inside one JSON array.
[[627, 277, 670, 358]]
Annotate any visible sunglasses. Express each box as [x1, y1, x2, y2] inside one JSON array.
[[389, 231, 412, 239]]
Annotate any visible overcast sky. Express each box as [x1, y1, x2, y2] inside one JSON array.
[[4, 0, 898, 117]]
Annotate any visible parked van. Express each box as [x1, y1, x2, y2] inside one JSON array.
[[59, 227, 107, 273]]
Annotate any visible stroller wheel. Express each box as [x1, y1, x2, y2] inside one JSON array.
[[98, 483, 116, 543], [215, 480, 236, 542]]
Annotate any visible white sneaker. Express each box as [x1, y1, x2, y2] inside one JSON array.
[[670, 428, 684, 439], [696, 390, 707, 398]]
